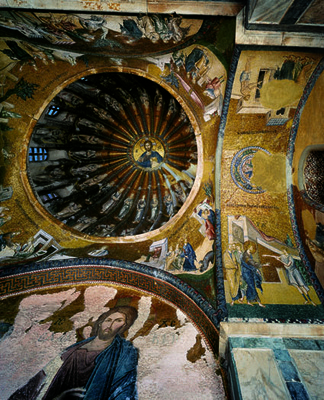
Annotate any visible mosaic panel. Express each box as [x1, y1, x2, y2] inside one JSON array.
[[0, 281, 226, 400]]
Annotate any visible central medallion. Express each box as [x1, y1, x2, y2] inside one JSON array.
[[133, 137, 165, 170]]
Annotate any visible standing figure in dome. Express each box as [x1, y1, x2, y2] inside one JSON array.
[[133, 195, 146, 223], [164, 191, 174, 218], [33, 127, 68, 145], [56, 90, 84, 107], [75, 118, 111, 136], [116, 193, 134, 220], [78, 173, 108, 191], [70, 164, 102, 177], [68, 149, 96, 161], [173, 183, 186, 204], [56, 202, 82, 219], [73, 215, 97, 232], [94, 224, 116, 237], [101, 189, 123, 214], [149, 194, 159, 222]]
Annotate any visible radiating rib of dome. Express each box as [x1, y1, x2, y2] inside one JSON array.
[[164, 115, 191, 141], [84, 104, 133, 142], [158, 98, 177, 138], [64, 164, 135, 227], [149, 170, 164, 231], [28, 72, 198, 237], [101, 93, 139, 138], [153, 89, 164, 135], [135, 87, 151, 136]]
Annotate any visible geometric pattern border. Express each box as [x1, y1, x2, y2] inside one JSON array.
[[0, 258, 220, 354]]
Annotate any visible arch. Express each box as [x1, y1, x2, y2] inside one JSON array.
[[0, 258, 221, 353]]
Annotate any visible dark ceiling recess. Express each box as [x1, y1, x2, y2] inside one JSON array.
[[304, 150, 324, 206], [27, 72, 197, 238]]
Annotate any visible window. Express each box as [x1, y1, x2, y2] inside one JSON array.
[[29, 147, 48, 162], [41, 193, 58, 203], [47, 105, 60, 117], [255, 69, 266, 99]]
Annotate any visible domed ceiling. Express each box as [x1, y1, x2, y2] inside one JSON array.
[[27, 72, 197, 238]]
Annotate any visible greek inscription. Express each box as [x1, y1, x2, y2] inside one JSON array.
[[151, 332, 179, 346]]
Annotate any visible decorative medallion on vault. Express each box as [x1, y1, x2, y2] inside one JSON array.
[[230, 146, 270, 194], [27, 73, 197, 238]]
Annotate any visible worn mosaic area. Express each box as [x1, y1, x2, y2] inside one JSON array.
[[0, 282, 226, 399]]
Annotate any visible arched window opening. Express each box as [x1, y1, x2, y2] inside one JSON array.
[[41, 193, 58, 204], [47, 105, 60, 117], [29, 147, 48, 162]]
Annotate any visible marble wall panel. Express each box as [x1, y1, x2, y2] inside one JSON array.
[[231, 347, 290, 399], [289, 350, 324, 400], [227, 335, 324, 400]]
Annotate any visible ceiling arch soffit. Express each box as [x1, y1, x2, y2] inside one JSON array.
[[0, 12, 219, 58]]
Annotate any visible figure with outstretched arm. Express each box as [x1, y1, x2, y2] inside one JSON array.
[[264, 249, 316, 305]]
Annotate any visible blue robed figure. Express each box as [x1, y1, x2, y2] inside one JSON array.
[[181, 239, 197, 271], [240, 243, 266, 307]]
